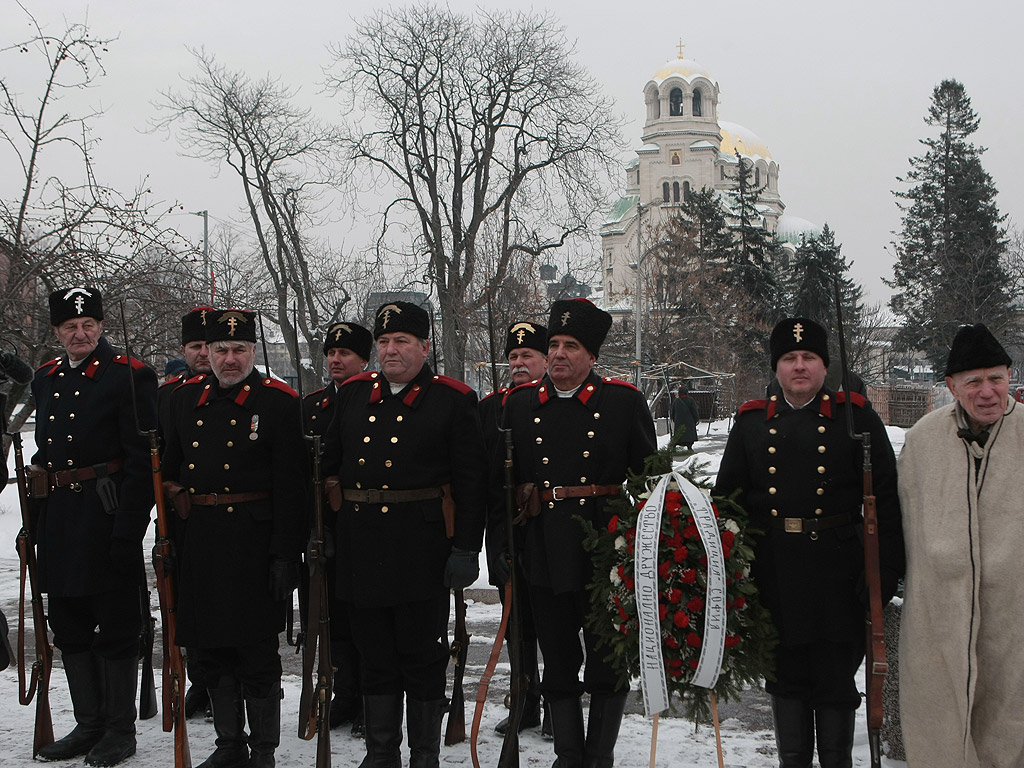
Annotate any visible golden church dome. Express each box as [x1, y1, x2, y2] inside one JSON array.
[[649, 58, 713, 85], [718, 120, 773, 161]]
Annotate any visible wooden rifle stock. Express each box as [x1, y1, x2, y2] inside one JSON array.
[[149, 432, 193, 768], [445, 590, 470, 745], [12, 431, 54, 757], [297, 435, 334, 768]]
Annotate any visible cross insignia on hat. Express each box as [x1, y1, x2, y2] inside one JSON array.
[[561, 311, 571, 326], [63, 287, 92, 316], [220, 311, 248, 337], [793, 323, 804, 343], [333, 324, 350, 341], [510, 322, 535, 346], [379, 304, 402, 329], [200, 309, 208, 326]]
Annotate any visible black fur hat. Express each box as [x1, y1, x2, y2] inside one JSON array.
[[770, 317, 829, 370], [49, 287, 103, 326], [546, 299, 611, 359], [945, 323, 1012, 377], [324, 321, 373, 360]]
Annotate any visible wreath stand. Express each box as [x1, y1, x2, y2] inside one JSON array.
[[648, 693, 725, 768]]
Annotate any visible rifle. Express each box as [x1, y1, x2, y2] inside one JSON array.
[[139, 587, 158, 720], [833, 280, 886, 768], [469, 296, 525, 766], [11, 430, 54, 757], [120, 304, 191, 768], [445, 592, 470, 745], [293, 306, 333, 768]]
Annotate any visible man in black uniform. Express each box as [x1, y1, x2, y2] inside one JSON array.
[[162, 309, 306, 768], [713, 317, 904, 768], [481, 321, 551, 737], [503, 298, 656, 768], [31, 287, 157, 766], [157, 305, 216, 719], [301, 319, 372, 734], [323, 301, 486, 768]]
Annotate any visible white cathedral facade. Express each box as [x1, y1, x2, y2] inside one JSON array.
[[600, 54, 820, 306]]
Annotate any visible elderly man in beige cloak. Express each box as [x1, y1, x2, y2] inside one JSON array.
[[898, 323, 1024, 768]]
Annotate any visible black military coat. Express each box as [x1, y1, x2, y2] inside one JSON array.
[[31, 336, 157, 596], [303, 383, 338, 439], [322, 365, 487, 606], [162, 368, 307, 647], [157, 371, 187, 441], [480, 387, 511, 588], [503, 371, 657, 594], [713, 389, 904, 646]]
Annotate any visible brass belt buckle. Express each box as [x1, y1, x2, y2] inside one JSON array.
[[366, 489, 381, 504], [784, 518, 803, 534]]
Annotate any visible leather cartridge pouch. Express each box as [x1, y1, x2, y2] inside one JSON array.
[[324, 475, 342, 512], [163, 480, 191, 519], [513, 482, 539, 524], [25, 465, 49, 499]]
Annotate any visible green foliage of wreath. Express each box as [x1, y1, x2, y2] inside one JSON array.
[[582, 449, 777, 721]]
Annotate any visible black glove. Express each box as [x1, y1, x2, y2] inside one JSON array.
[[109, 537, 140, 581], [488, 550, 510, 587], [304, 529, 336, 566], [269, 557, 300, 601], [151, 540, 176, 576], [444, 548, 479, 590]]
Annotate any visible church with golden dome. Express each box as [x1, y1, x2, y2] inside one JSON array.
[[600, 50, 817, 304]]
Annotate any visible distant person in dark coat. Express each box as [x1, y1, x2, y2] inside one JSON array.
[[670, 384, 700, 449]]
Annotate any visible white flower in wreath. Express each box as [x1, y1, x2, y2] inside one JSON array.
[[610, 565, 622, 586], [724, 519, 740, 534], [614, 535, 627, 551]]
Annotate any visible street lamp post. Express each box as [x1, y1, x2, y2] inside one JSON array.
[[191, 209, 212, 304]]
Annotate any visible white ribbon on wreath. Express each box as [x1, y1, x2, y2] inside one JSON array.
[[633, 471, 728, 717]]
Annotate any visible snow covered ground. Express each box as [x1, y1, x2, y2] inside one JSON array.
[[1, 419, 908, 767]]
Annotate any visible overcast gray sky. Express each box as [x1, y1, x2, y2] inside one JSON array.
[[6, 0, 1022, 307]]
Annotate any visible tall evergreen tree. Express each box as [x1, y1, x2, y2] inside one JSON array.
[[790, 224, 863, 332], [887, 79, 1009, 371]]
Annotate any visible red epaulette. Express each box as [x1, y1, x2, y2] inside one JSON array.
[[600, 376, 639, 392], [305, 386, 328, 400], [835, 391, 867, 408], [738, 398, 768, 416], [261, 377, 298, 398], [432, 374, 472, 395], [183, 374, 207, 386], [480, 386, 509, 403], [341, 371, 379, 389], [38, 358, 61, 376], [112, 354, 147, 371], [160, 373, 184, 389]]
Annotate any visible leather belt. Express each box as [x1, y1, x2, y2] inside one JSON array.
[[342, 487, 444, 504], [538, 484, 621, 502], [49, 459, 124, 490], [771, 512, 855, 534], [190, 491, 270, 506]]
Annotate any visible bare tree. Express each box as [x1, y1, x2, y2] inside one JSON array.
[[153, 50, 368, 389], [328, 4, 624, 377], [2, 6, 191, 443]]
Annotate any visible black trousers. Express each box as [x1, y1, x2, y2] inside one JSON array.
[[48, 586, 142, 660], [768, 640, 864, 709], [190, 636, 282, 699], [529, 585, 623, 701], [351, 594, 450, 700]]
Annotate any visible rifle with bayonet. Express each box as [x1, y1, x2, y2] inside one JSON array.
[[121, 304, 191, 768], [833, 279, 886, 768], [11, 429, 54, 758], [445, 592, 470, 745], [293, 306, 333, 768]]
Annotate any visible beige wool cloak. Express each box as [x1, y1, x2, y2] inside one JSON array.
[[898, 399, 1024, 768]]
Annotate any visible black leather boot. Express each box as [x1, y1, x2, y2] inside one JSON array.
[[84, 656, 138, 767], [548, 696, 584, 768], [771, 696, 814, 768], [197, 684, 248, 768], [38, 652, 105, 761], [407, 698, 445, 768], [494, 690, 542, 735], [330, 641, 363, 729], [358, 694, 403, 768], [245, 691, 281, 768], [583, 692, 628, 768], [814, 707, 855, 768]]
